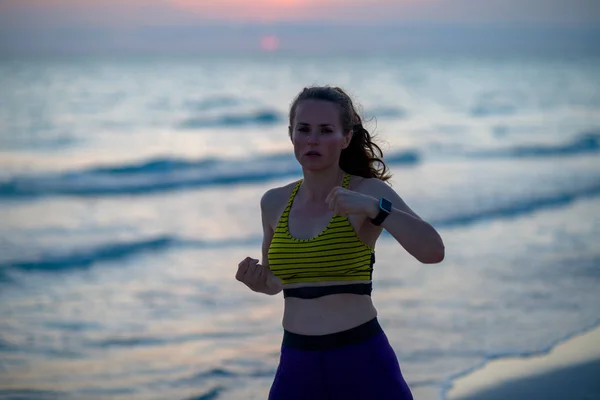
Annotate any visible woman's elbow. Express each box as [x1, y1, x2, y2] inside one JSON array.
[[419, 244, 445, 264]]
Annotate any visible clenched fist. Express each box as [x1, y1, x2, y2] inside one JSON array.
[[325, 186, 379, 218], [235, 257, 281, 294]]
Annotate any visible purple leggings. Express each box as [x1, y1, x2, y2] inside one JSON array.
[[268, 318, 413, 400]]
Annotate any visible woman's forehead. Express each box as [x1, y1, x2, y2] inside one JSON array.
[[294, 100, 340, 124]]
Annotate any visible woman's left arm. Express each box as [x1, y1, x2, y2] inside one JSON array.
[[327, 178, 445, 264], [363, 179, 444, 264]]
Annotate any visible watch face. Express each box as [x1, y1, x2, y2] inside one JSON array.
[[380, 198, 392, 213]]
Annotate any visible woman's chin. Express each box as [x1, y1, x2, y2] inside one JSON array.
[[301, 160, 333, 172]]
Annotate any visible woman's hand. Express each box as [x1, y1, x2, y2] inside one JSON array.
[[325, 186, 379, 219], [235, 257, 282, 295]]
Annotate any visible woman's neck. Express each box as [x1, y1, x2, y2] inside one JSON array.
[[299, 167, 345, 203]]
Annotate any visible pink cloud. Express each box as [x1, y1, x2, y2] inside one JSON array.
[[169, 0, 425, 22], [0, 0, 597, 28], [0, 0, 428, 26]]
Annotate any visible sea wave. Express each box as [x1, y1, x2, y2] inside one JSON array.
[[184, 96, 243, 112], [433, 180, 600, 228], [0, 236, 259, 274], [468, 132, 600, 158], [0, 236, 179, 272], [2, 132, 597, 200], [176, 103, 407, 129], [0, 389, 65, 400], [2, 180, 598, 274], [440, 320, 600, 400], [179, 110, 282, 129], [0, 151, 421, 199]]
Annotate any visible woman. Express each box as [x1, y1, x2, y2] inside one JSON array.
[[235, 86, 445, 399]]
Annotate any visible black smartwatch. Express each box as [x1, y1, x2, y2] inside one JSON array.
[[371, 198, 392, 226]]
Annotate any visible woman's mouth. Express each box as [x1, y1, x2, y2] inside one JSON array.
[[305, 151, 321, 157]]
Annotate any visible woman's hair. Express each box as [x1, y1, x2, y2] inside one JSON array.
[[289, 86, 392, 182]]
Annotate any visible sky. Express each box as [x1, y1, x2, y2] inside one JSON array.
[[0, 0, 598, 55]]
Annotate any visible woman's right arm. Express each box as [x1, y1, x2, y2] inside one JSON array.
[[235, 189, 283, 295], [259, 189, 283, 295]]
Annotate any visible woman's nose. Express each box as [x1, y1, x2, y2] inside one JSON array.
[[307, 132, 319, 144]]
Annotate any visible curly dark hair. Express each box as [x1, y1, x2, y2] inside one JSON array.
[[289, 86, 391, 182]]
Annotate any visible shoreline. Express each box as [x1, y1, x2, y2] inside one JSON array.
[[445, 323, 600, 400]]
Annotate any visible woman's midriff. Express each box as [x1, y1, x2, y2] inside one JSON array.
[[282, 280, 378, 335]]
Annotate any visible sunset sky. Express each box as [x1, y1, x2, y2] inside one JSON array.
[[0, 0, 598, 54], [2, 0, 598, 26]]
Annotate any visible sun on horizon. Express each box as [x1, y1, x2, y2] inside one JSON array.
[[260, 35, 280, 52]]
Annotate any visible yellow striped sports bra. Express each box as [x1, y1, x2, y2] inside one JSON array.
[[268, 173, 375, 299]]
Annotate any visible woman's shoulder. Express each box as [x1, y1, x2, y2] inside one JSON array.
[[347, 174, 395, 199], [260, 179, 300, 210], [347, 174, 382, 191]]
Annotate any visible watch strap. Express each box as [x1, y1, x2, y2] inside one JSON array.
[[371, 198, 392, 226]]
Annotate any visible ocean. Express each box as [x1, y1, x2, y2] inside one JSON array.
[[1, 52, 599, 400]]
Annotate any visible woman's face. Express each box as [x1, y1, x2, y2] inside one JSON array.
[[290, 100, 352, 171]]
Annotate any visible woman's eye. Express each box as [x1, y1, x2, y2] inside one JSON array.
[[321, 129, 332, 134]]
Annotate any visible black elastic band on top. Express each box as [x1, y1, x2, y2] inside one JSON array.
[[282, 317, 382, 351], [283, 282, 372, 299]]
